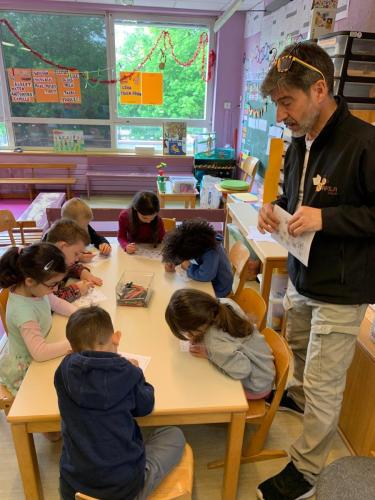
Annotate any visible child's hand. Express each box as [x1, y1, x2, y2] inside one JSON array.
[[126, 243, 137, 254], [99, 243, 111, 256], [181, 260, 190, 270], [164, 262, 176, 272], [128, 358, 139, 367], [189, 343, 208, 359], [81, 269, 103, 286], [76, 280, 94, 295], [80, 251, 95, 263]]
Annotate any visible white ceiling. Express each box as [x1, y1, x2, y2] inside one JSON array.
[[47, 0, 263, 12]]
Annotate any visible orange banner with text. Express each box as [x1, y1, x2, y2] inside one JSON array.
[[120, 71, 163, 105]]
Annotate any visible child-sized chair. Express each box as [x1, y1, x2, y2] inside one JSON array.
[[75, 443, 194, 500], [162, 217, 177, 233], [215, 155, 259, 204], [229, 241, 250, 300], [235, 287, 267, 329], [208, 328, 290, 469], [0, 210, 39, 247], [0, 287, 9, 335], [0, 288, 14, 415]]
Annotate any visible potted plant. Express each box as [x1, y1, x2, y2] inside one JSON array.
[[156, 162, 168, 193]]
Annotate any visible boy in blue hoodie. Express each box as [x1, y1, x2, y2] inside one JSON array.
[[55, 306, 185, 500]]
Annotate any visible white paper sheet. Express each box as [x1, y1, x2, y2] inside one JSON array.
[[73, 288, 108, 308], [118, 352, 151, 372], [271, 205, 316, 266], [248, 227, 274, 242], [175, 265, 192, 282], [134, 244, 162, 261]]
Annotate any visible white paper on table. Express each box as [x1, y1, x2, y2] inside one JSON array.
[[248, 227, 274, 242], [118, 352, 151, 372], [271, 205, 316, 267], [175, 265, 192, 282], [179, 340, 190, 352], [134, 244, 162, 261], [73, 288, 108, 308]]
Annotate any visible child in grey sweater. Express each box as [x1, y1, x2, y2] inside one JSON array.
[[165, 289, 275, 399]]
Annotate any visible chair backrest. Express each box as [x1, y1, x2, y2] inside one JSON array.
[[240, 156, 259, 192], [162, 217, 176, 233], [242, 327, 290, 458], [0, 210, 18, 246], [229, 241, 250, 300], [235, 287, 266, 329], [0, 288, 9, 335]]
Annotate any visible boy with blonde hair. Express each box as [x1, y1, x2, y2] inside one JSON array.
[[55, 306, 185, 500], [61, 197, 111, 257]]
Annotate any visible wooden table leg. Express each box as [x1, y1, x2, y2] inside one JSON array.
[[184, 199, 189, 208], [191, 195, 196, 208], [11, 424, 44, 500], [222, 411, 246, 500]]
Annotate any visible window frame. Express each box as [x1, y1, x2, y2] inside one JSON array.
[[0, 9, 215, 151]]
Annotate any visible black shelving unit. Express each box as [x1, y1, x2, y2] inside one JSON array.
[[193, 158, 236, 190], [318, 31, 375, 108]]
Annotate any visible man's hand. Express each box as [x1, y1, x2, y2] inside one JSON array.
[[80, 269, 103, 286], [288, 206, 322, 236], [76, 280, 94, 295], [126, 242, 137, 254], [258, 203, 280, 233], [189, 343, 208, 359], [99, 243, 111, 256], [128, 358, 139, 367]]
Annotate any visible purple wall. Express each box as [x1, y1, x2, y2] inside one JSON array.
[[335, 1, 375, 32], [212, 11, 246, 149]]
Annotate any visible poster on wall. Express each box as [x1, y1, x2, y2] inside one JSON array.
[[53, 129, 84, 152], [56, 70, 81, 104], [163, 122, 186, 155], [7, 68, 35, 102], [32, 69, 59, 103], [120, 71, 163, 105]]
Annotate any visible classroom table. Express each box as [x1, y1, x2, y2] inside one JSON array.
[[225, 201, 288, 329], [7, 244, 248, 500]]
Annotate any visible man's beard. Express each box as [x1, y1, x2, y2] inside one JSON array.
[[287, 109, 320, 137]]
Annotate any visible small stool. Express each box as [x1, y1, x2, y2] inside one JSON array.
[[316, 456, 375, 499], [149, 443, 193, 500]]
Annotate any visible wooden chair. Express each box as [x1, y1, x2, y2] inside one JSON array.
[[235, 287, 267, 329], [229, 241, 251, 300], [75, 444, 194, 500], [162, 217, 177, 233], [215, 155, 259, 202], [208, 327, 290, 469], [0, 210, 40, 247], [0, 287, 9, 335]]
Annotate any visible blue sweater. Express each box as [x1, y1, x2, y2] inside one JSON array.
[[54, 351, 154, 500], [187, 236, 233, 298]]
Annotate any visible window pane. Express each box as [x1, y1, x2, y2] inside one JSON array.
[[0, 123, 8, 147], [13, 123, 110, 148], [116, 125, 206, 154], [2, 11, 109, 119], [115, 21, 209, 120]]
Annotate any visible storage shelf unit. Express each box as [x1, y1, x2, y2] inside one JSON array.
[[318, 31, 375, 107]]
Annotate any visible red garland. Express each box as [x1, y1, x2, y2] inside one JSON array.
[[0, 19, 215, 83]]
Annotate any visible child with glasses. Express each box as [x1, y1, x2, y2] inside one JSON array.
[[165, 289, 275, 400], [0, 243, 77, 397]]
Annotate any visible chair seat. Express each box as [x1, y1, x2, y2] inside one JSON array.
[[149, 443, 193, 500]]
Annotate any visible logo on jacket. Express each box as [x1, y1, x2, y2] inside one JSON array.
[[312, 174, 338, 195]]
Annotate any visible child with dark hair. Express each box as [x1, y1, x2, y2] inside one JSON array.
[[162, 219, 233, 298], [165, 289, 275, 400], [118, 191, 165, 253], [46, 219, 103, 302], [0, 243, 76, 396], [55, 306, 185, 500]]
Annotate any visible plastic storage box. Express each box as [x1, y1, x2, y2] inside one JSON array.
[[116, 271, 154, 307], [169, 176, 196, 193]]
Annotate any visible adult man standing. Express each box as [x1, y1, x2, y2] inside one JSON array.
[[257, 42, 375, 499]]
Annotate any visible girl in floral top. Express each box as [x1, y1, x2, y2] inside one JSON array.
[[0, 243, 77, 396]]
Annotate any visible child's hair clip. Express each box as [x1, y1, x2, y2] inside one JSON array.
[[43, 259, 54, 271]]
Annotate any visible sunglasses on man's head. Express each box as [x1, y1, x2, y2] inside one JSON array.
[[275, 55, 326, 82]]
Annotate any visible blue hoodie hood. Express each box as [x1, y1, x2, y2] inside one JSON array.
[[60, 351, 143, 411]]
